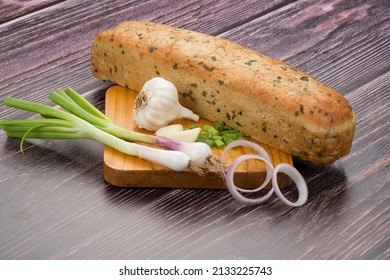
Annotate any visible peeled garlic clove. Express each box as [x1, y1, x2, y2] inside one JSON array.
[[165, 127, 201, 143], [155, 124, 184, 137]]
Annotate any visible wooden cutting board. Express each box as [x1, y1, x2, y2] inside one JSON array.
[[103, 85, 293, 189]]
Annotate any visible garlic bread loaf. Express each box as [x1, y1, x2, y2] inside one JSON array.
[[91, 21, 356, 164]]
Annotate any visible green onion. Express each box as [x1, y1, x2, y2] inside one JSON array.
[[0, 96, 192, 171], [195, 121, 245, 148], [214, 139, 225, 148], [0, 88, 220, 174], [47, 88, 214, 166]]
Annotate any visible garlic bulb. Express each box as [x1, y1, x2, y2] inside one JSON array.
[[133, 77, 199, 131]]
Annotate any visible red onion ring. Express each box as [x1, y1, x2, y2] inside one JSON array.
[[220, 140, 273, 193], [221, 140, 272, 167], [272, 163, 308, 207], [221, 140, 308, 207], [226, 154, 274, 205]]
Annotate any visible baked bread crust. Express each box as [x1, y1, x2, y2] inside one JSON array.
[[91, 21, 356, 164]]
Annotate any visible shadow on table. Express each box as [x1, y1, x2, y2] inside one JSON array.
[[102, 157, 350, 221]]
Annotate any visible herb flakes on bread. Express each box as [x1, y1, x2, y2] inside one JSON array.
[[91, 21, 356, 164]]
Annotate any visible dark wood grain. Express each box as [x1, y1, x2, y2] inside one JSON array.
[[0, 0, 66, 24], [0, 0, 389, 260], [222, 0, 390, 92]]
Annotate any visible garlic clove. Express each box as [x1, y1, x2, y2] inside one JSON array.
[[155, 124, 184, 137], [165, 127, 201, 143]]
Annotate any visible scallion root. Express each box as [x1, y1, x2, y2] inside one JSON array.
[[189, 154, 224, 177]]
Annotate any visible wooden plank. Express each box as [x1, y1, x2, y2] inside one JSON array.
[[0, 0, 389, 260], [103, 85, 293, 189], [1, 0, 388, 118], [0, 0, 65, 24], [221, 0, 390, 93], [0, 0, 291, 104]]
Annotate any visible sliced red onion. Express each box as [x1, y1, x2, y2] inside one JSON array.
[[226, 154, 274, 205], [221, 140, 272, 168], [272, 163, 308, 207], [221, 140, 308, 207], [220, 140, 273, 193]]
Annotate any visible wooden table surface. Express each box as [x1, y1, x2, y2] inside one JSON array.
[[0, 0, 389, 260]]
